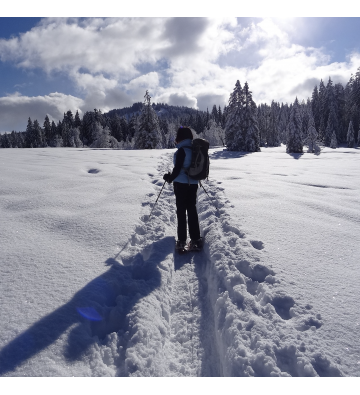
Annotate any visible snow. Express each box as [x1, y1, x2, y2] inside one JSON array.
[[0, 146, 359, 377]]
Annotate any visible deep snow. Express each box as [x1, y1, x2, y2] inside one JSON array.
[[0, 146, 359, 377]]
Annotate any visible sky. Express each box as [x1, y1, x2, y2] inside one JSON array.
[[1, 3, 360, 132]]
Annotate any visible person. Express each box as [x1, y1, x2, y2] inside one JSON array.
[[163, 126, 203, 252]]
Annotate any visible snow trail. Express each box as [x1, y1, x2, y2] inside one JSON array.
[[70, 151, 343, 376]]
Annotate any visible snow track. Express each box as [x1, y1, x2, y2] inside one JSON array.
[[84, 152, 343, 376]]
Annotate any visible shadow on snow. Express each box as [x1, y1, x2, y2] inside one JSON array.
[[0, 237, 174, 376]]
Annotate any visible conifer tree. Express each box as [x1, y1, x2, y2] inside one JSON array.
[[43, 115, 51, 146], [33, 119, 43, 148], [25, 117, 34, 148], [49, 121, 58, 147], [218, 105, 223, 127], [347, 120, 355, 148], [325, 105, 338, 147], [243, 82, 260, 152], [330, 129, 338, 149], [110, 114, 123, 142], [74, 110, 82, 129], [225, 80, 244, 150], [311, 85, 320, 132], [267, 101, 280, 146], [334, 83, 346, 142], [134, 90, 163, 149], [211, 105, 218, 123], [127, 115, 138, 140], [286, 98, 303, 153], [318, 79, 327, 141], [306, 110, 319, 153]]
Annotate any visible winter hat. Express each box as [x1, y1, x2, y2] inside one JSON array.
[[176, 126, 193, 142]]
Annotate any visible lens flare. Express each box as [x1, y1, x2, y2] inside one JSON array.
[[77, 307, 103, 321]]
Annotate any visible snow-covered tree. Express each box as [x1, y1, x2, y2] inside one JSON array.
[[306, 110, 319, 153], [267, 101, 281, 147], [311, 85, 321, 132], [286, 98, 303, 153], [202, 119, 225, 146], [165, 122, 177, 148], [33, 119, 44, 148], [243, 82, 260, 152], [43, 115, 51, 146], [225, 80, 244, 150], [325, 105, 338, 147], [134, 91, 163, 149], [68, 127, 83, 148], [330, 129, 338, 149], [91, 123, 118, 148], [347, 120, 355, 148], [318, 79, 327, 142]]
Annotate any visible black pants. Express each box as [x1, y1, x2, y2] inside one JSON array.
[[173, 182, 200, 242]]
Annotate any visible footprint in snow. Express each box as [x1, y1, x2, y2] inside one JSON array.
[[88, 168, 100, 174], [250, 240, 265, 250]]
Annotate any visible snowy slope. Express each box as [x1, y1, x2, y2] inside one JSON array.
[[0, 146, 358, 376]]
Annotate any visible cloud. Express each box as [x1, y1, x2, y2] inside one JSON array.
[[0, 92, 83, 132], [196, 92, 228, 111], [163, 92, 197, 108]]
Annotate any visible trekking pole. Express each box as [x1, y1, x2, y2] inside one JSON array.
[[199, 180, 220, 215], [148, 181, 166, 220]]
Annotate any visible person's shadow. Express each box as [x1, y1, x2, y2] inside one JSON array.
[[0, 237, 174, 376]]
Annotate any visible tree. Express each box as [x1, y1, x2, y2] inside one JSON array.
[[69, 127, 83, 148], [202, 119, 225, 146], [311, 85, 320, 132], [33, 120, 43, 148], [325, 105, 338, 147], [109, 114, 123, 142], [286, 98, 303, 153], [242, 82, 260, 152], [318, 79, 327, 142], [267, 101, 280, 147], [43, 115, 51, 146], [330, 129, 338, 149], [211, 105, 218, 123], [90, 123, 118, 148], [306, 110, 319, 153], [134, 91, 163, 149], [74, 110, 82, 129], [225, 80, 244, 150], [25, 117, 34, 147], [347, 120, 355, 148]]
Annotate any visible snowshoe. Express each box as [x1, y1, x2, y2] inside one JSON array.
[[187, 237, 203, 252], [175, 240, 187, 254]]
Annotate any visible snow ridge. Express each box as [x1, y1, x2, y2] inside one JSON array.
[[76, 152, 343, 376]]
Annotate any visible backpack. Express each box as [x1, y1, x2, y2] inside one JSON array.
[[185, 138, 210, 181]]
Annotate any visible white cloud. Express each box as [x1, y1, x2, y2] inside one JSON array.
[[159, 92, 197, 108], [0, 92, 83, 132]]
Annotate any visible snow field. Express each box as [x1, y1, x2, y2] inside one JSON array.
[[92, 151, 342, 376], [210, 146, 360, 376], [0, 147, 353, 376]]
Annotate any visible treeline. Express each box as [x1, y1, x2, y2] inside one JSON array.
[[0, 99, 223, 149], [1, 67, 360, 152]]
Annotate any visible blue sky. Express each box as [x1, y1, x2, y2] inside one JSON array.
[[1, 13, 360, 132]]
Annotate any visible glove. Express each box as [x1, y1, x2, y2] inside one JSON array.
[[163, 172, 172, 183]]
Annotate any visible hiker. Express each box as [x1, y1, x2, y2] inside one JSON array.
[[163, 126, 203, 253]]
